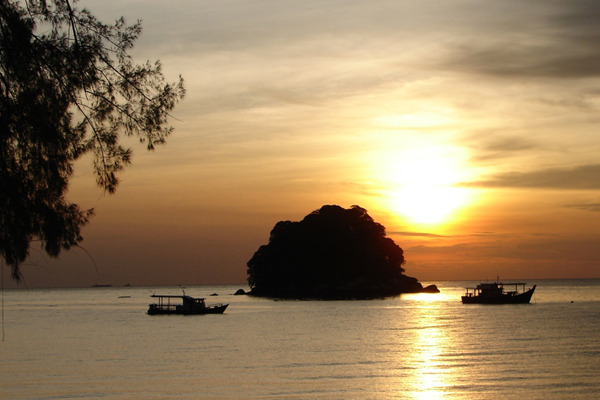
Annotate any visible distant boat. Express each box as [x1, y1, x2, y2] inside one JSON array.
[[92, 284, 112, 288], [462, 281, 536, 304], [147, 294, 228, 315]]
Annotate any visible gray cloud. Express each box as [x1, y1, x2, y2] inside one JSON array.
[[390, 231, 446, 238], [408, 236, 600, 263], [401, 231, 523, 240], [439, 0, 600, 79], [565, 202, 600, 212], [444, 46, 600, 80], [480, 136, 537, 153], [465, 134, 539, 161], [460, 164, 600, 190]]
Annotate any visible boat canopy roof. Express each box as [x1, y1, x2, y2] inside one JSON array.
[[464, 282, 528, 289], [150, 294, 205, 300]]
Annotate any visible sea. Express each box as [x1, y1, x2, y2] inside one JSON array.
[[1, 279, 599, 400]]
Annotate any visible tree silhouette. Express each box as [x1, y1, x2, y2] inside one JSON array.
[[0, 0, 185, 280], [247, 205, 428, 299]]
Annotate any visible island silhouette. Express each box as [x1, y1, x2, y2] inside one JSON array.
[[247, 205, 438, 299]]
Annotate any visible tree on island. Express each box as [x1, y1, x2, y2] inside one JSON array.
[[247, 205, 438, 299], [0, 0, 185, 281]]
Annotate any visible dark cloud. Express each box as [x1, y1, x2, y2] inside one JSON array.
[[468, 232, 505, 237], [407, 243, 474, 255], [392, 231, 513, 238], [480, 136, 537, 153], [408, 236, 600, 263], [466, 134, 539, 161], [441, 0, 600, 79], [390, 231, 446, 238], [459, 164, 600, 190], [565, 202, 600, 212], [445, 46, 600, 79]]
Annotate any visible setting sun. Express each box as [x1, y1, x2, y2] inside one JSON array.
[[391, 186, 468, 225], [376, 146, 471, 226]]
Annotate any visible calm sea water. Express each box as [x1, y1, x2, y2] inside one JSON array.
[[1, 280, 599, 399]]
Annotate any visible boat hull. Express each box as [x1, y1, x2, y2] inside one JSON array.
[[147, 304, 229, 315], [462, 285, 536, 304]]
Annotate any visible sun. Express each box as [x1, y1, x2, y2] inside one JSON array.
[[377, 147, 471, 226], [391, 185, 468, 225]]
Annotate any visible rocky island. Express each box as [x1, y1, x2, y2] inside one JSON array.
[[247, 205, 439, 299]]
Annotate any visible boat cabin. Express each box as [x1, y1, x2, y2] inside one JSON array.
[[147, 294, 229, 315], [148, 295, 207, 313], [463, 282, 529, 299]]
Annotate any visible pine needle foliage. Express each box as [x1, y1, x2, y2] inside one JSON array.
[[0, 0, 185, 280]]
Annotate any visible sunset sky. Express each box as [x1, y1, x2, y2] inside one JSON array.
[[5, 0, 600, 288]]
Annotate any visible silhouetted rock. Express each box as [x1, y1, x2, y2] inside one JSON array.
[[422, 284, 440, 293], [247, 205, 436, 299], [233, 288, 247, 295]]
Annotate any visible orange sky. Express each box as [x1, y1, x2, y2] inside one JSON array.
[[4, 0, 600, 288]]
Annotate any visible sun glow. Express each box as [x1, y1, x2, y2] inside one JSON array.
[[392, 186, 467, 225], [377, 146, 471, 226]]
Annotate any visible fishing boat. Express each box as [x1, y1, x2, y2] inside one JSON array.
[[147, 294, 229, 315], [461, 281, 536, 304]]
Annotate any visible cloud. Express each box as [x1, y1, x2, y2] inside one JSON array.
[[407, 243, 481, 255], [479, 136, 537, 153], [565, 202, 600, 213], [437, 0, 600, 79], [464, 134, 540, 161], [460, 164, 600, 190], [390, 231, 446, 238], [444, 46, 600, 80], [407, 236, 600, 263], [392, 231, 524, 240]]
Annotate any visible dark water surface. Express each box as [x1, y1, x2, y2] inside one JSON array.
[[2, 280, 599, 399]]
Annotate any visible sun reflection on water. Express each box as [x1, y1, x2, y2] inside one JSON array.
[[400, 295, 453, 399]]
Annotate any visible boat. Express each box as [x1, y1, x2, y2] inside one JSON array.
[[461, 281, 536, 304], [147, 294, 229, 315]]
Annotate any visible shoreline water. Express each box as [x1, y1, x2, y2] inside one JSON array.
[[2, 280, 599, 399], [3, 276, 600, 291]]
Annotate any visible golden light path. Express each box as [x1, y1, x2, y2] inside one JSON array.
[[405, 293, 454, 399]]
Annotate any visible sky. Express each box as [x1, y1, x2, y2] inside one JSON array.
[[4, 0, 600, 288]]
